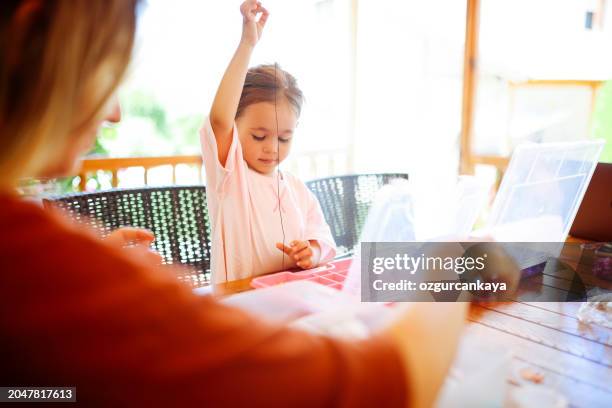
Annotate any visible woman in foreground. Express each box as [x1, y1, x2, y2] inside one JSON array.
[[0, 1, 467, 406]]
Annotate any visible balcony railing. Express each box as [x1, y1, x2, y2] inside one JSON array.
[[77, 155, 203, 191], [75, 149, 349, 192]]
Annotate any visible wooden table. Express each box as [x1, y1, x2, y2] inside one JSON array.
[[212, 243, 612, 407]]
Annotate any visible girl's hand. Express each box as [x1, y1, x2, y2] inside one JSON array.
[[209, 0, 267, 166], [276, 240, 321, 269], [240, 0, 269, 48]]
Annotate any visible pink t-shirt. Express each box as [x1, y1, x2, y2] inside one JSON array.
[[200, 117, 336, 283]]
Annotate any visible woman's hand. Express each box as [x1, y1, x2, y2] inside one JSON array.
[[240, 0, 269, 48], [105, 227, 163, 265], [106, 227, 155, 247], [276, 240, 321, 269], [384, 303, 468, 408]]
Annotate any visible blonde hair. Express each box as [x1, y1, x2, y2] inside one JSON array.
[[0, 0, 140, 187], [236, 64, 304, 119]]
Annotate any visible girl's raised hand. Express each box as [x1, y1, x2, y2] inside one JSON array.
[[240, 0, 269, 48]]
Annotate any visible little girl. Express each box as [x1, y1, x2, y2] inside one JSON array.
[[201, 0, 336, 283]]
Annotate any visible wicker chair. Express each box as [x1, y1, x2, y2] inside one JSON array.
[[43, 186, 212, 288], [306, 173, 409, 256]]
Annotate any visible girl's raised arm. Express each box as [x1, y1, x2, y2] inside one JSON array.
[[209, 0, 269, 166]]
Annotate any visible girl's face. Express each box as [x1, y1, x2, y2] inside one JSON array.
[[236, 100, 297, 175]]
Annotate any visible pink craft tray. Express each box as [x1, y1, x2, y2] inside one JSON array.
[[251, 258, 353, 290]]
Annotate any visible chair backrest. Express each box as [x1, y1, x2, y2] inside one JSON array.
[[43, 185, 211, 287], [306, 173, 409, 256]]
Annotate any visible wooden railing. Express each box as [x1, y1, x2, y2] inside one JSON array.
[[286, 148, 347, 179], [76, 149, 349, 192], [77, 155, 203, 191]]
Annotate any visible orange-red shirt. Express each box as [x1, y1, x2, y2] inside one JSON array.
[[0, 192, 407, 407]]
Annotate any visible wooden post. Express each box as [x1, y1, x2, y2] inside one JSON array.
[[347, 0, 358, 173], [460, 0, 481, 175], [111, 170, 118, 188], [79, 172, 87, 191], [588, 82, 602, 136], [310, 155, 317, 179]]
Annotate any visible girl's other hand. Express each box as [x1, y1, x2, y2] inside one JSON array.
[[276, 240, 321, 269], [240, 0, 269, 48]]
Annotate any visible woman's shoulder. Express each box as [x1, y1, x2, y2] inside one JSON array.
[[1, 193, 88, 256], [0, 193, 53, 233], [0, 193, 138, 272], [0, 192, 180, 295]]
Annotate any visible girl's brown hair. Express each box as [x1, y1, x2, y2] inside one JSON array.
[[236, 64, 304, 119], [0, 0, 140, 187]]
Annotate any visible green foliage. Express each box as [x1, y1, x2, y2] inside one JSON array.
[[49, 90, 203, 194], [93, 90, 203, 157], [122, 90, 171, 138], [591, 81, 612, 163], [172, 113, 205, 153]]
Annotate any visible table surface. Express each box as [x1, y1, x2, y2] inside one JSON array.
[[211, 241, 612, 407]]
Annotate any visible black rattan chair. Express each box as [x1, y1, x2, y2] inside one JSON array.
[[43, 185, 212, 288], [306, 173, 409, 256]]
